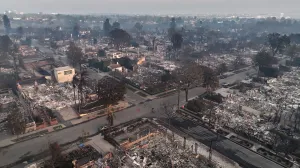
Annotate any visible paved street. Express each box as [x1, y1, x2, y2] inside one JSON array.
[[220, 67, 256, 84]]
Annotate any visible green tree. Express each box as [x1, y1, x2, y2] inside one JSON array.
[[112, 21, 121, 30], [0, 35, 13, 73], [161, 70, 175, 83], [25, 37, 32, 46], [134, 22, 143, 32], [66, 42, 83, 67], [168, 17, 176, 38], [109, 28, 131, 50], [0, 35, 12, 53], [93, 38, 97, 45], [72, 23, 80, 40], [103, 18, 111, 36], [268, 33, 290, 56], [2, 15, 11, 35], [96, 77, 126, 126], [113, 57, 133, 70], [50, 41, 58, 49], [201, 66, 219, 90], [97, 49, 106, 57], [253, 50, 278, 67], [216, 63, 228, 75], [174, 63, 203, 102], [16, 26, 24, 37], [171, 32, 183, 59]]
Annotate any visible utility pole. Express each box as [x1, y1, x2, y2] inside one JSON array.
[[209, 133, 219, 162], [209, 140, 213, 161], [177, 85, 180, 110], [209, 106, 213, 127], [177, 81, 182, 110]]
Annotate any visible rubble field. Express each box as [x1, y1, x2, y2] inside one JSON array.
[[213, 67, 300, 144], [21, 83, 77, 111], [123, 65, 177, 95], [126, 134, 215, 168]]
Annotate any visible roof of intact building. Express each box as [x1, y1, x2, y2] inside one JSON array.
[[54, 66, 74, 71]]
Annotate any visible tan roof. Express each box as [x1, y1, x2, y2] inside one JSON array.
[[54, 66, 74, 71]]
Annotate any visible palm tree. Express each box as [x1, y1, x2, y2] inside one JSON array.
[[72, 74, 79, 106]]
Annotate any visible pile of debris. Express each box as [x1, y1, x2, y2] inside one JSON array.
[[197, 54, 252, 70], [0, 94, 14, 105], [214, 68, 300, 143], [0, 67, 14, 74], [127, 134, 214, 168], [22, 83, 78, 110]]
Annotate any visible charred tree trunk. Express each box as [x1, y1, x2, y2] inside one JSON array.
[[185, 88, 188, 102], [73, 87, 76, 106], [177, 86, 180, 110]]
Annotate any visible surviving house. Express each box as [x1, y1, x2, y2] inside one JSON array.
[[54, 66, 75, 83]]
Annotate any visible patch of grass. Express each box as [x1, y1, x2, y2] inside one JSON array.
[[53, 125, 63, 131]]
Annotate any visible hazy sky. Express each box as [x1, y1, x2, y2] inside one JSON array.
[[1, 0, 299, 17]]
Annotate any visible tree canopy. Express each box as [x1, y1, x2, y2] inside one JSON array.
[[171, 32, 183, 50], [72, 24, 80, 40], [253, 50, 278, 67], [2, 15, 11, 35], [0, 35, 12, 53], [200, 66, 219, 89], [113, 56, 134, 70], [134, 22, 143, 32], [66, 42, 83, 67], [216, 63, 228, 75], [97, 49, 106, 57], [103, 18, 111, 36], [112, 21, 121, 30], [109, 28, 131, 50], [16, 26, 24, 37], [268, 33, 290, 56], [174, 62, 203, 101], [96, 77, 126, 106]]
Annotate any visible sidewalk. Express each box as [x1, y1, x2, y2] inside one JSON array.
[[0, 124, 66, 148], [70, 101, 130, 125], [86, 135, 115, 154]]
